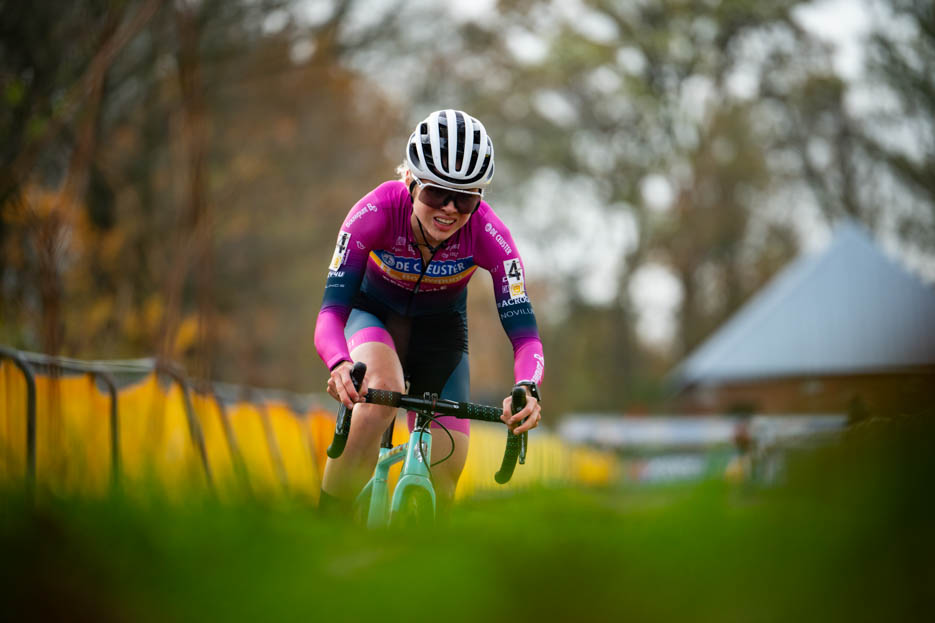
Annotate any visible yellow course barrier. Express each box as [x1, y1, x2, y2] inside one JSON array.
[[1, 361, 29, 484], [118, 374, 210, 499], [455, 422, 619, 499], [0, 358, 618, 502]]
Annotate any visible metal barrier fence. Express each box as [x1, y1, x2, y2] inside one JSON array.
[[1, 346, 618, 502]]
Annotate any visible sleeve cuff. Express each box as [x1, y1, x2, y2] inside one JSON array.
[[327, 356, 351, 371]]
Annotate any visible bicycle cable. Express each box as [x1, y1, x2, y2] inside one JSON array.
[[412, 410, 455, 472]]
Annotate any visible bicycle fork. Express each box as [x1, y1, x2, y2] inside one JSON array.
[[390, 425, 435, 520], [360, 425, 435, 528]]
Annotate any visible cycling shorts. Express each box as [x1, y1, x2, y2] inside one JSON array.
[[344, 296, 471, 436]]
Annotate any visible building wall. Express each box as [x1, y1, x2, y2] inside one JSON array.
[[676, 369, 935, 417]]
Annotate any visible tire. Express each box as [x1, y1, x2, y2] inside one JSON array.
[[392, 487, 434, 528]]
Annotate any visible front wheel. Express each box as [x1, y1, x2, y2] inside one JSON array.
[[391, 486, 434, 528]]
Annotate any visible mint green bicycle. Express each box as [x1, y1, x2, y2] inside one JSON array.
[[326, 362, 529, 527]]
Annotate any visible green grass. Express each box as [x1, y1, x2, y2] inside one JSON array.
[[2, 413, 933, 622]]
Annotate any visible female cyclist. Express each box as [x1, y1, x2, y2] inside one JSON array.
[[314, 109, 544, 512]]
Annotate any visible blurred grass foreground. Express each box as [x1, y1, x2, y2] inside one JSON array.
[[1, 410, 933, 622], [1, 349, 933, 621]]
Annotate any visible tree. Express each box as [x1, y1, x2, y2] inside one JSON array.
[[381, 0, 826, 408], [0, 0, 408, 391], [860, 0, 935, 256]]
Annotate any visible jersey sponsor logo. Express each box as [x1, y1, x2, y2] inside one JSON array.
[[497, 295, 529, 308], [425, 260, 471, 277], [484, 222, 513, 256], [532, 353, 544, 383], [499, 308, 534, 319], [344, 202, 378, 228], [503, 259, 525, 299], [329, 231, 351, 271], [370, 251, 477, 286]]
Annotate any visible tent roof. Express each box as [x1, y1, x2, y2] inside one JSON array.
[[671, 223, 935, 388]]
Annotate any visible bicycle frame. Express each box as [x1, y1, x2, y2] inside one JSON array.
[[326, 361, 530, 528], [355, 420, 435, 529]]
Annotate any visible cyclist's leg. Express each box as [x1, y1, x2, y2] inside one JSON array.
[[427, 430, 468, 513], [321, 310, 404, 502]]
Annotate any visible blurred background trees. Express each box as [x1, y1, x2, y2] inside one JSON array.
[[2, 0, 932, 415]]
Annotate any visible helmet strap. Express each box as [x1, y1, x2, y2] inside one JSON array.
[[408, 180, 446, 255], [414, 214, 444, 255]]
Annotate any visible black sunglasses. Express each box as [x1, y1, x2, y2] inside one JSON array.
[[416, 183, 482, 215]]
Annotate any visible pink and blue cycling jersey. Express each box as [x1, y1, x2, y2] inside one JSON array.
[[314, 180, 545, 386]]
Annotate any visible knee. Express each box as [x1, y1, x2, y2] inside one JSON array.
[[345, 358, 403, 429], [366, 372, 404, 395], [354, 371, 402, 427], [354, 401, 397, 428]]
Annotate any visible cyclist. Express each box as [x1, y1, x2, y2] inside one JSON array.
[[314, 109, 544, 513]]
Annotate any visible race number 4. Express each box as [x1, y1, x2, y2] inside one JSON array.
[[330, 231, 351, 271], [503, 259, 525, 299]]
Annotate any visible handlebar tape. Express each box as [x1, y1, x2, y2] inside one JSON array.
[[457, 402, 503, 422], [495, 385, 528, 484], [364, 388, 401, 408], [326, 361, 367, 459]]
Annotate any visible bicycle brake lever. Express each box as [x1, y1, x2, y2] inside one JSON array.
[[326, 361, 367, 459], [495, 385, 528, 484]]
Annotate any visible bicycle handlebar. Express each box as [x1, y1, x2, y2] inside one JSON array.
[[325, 361, 366, 459], [495, 386, 527, 484], [325, 361, 530, 484]]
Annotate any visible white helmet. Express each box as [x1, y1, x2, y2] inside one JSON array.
[[406, 109, 495, 190]]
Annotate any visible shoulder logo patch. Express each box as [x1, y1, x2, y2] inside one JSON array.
[[329, 231, 351, 271]]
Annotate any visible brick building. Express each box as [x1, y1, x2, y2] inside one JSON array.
[[670, 223, 935, 417]]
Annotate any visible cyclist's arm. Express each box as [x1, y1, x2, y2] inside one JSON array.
[[314, 182, 401, 401], [473, 205, 544, 433], [473, 205, 545, 388]]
